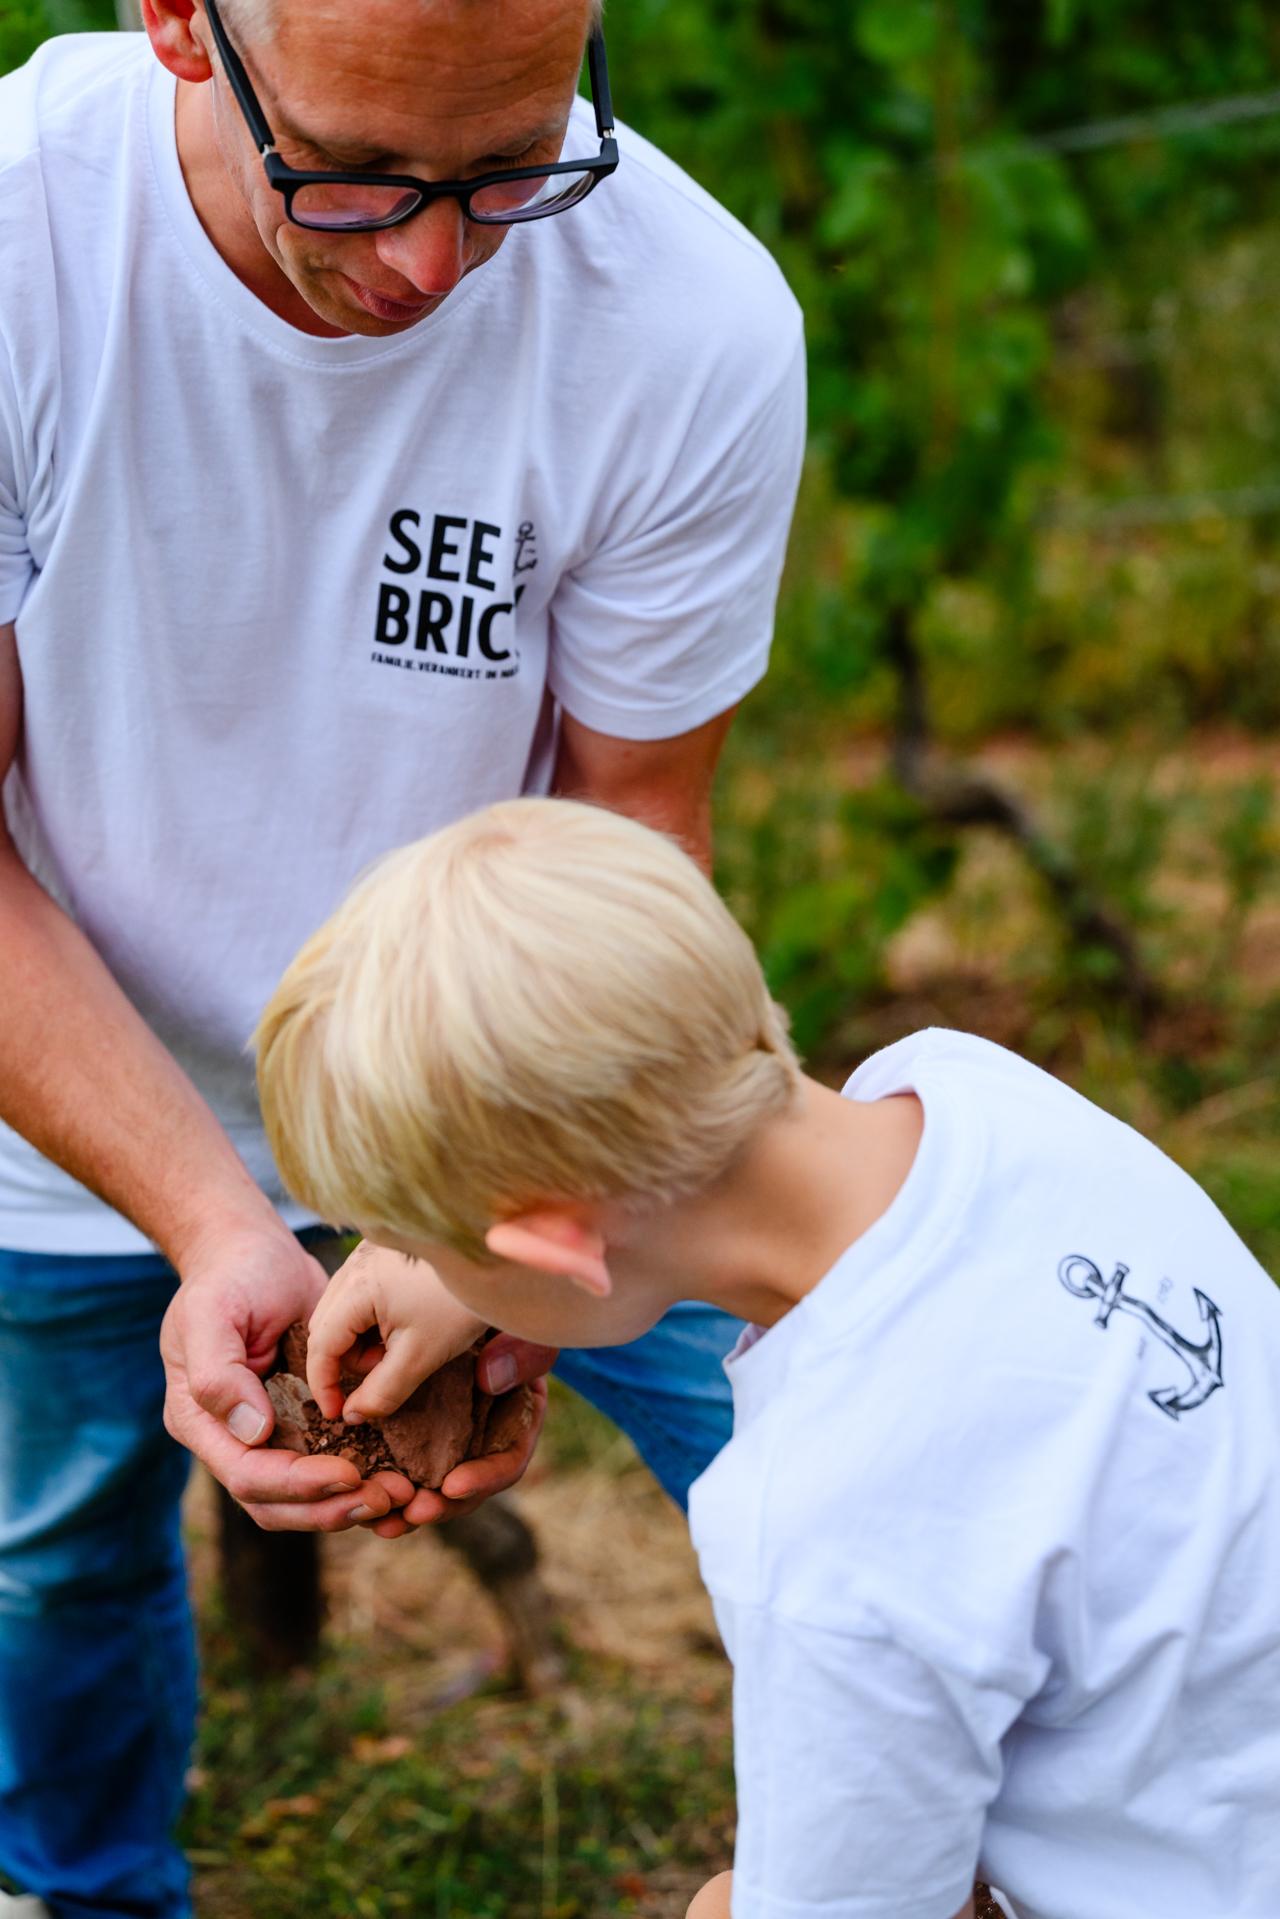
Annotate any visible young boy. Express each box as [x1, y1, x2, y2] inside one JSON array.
[[255, 797, 1280, 1919]]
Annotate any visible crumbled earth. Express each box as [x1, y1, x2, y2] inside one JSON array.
[[266, 1321, 535, 1490]]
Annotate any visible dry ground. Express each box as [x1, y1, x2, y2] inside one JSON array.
[[184, 1400, 735, 1919]]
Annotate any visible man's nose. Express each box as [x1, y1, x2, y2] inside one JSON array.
[[374, 198, 466, 296]]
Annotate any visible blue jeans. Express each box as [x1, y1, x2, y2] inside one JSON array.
[[0, 1245, 738, 1918]]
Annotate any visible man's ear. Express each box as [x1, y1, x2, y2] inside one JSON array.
[[141, 0, 214, 85], [485, 1213, 612, 1298]]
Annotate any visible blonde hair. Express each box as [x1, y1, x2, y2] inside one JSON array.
[[255, 799, 800, 1259]]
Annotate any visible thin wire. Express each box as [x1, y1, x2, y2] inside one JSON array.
[[1030, 86, 1280, 156], [939, 85, 1280, 170], [1044, 478, 1280, 533]]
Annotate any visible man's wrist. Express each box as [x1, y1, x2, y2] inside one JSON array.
[[163, 1180, 289, 1278]]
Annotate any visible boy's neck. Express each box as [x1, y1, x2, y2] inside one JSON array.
[[622, 1077, 924, 1330]]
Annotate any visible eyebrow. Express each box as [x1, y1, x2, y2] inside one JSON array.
[[278, 115, 568, 172]]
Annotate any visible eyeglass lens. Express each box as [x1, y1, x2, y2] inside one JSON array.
[[289, 163, 598, 231]]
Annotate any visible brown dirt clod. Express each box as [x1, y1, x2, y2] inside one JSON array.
[[266, 1322, 535, 1490]]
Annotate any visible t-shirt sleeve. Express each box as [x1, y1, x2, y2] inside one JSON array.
[[0, 336, 32, 624], [725, 1607, 1017, 1919], [545, 322, 806, 741]]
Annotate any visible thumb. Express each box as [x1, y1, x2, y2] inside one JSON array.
[[477, 1332, 559, 1397], [339, 1326, 443, 1422], [173, 1290, 276, 1448]]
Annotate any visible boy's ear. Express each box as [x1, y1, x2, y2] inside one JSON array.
[[485, 1213, 612, 1298]]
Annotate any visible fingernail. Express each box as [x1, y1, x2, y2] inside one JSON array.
[[342, 1407, 365, 1426], [228, 1403, 267, 1445], [347, 1504, 372, 1522], [324, 1483, 353, 1498], [484, 1354, 518, 1394]]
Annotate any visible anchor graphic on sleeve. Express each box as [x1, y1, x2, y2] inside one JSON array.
[[1057, 1255, 1225, 1420]]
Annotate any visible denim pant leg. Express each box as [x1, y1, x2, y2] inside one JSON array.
[[0, 1250, 195, 1919], [553, 1300, 742, 1509]]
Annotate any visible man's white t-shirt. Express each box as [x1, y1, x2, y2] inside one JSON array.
[[689, 1030, 1280, 1919], [0, 36, 805, 1253]]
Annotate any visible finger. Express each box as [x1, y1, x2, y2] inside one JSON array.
[[439, 1379, 547, 1503], [176, 1298, 278, 1443], [476, 1333, 559, 1396], [166, 1389, 365, 1504], [363, 1468, 416, 1510], [347, 1342, 387, 1377], [398, 1485, 467, 1526], [363, 1513, 420, 1539], [307, 1280, 381, 1419], [440, 1441, 531, 1505], [237, 1483, 397, 1534], [340, 1326, 445, 1422]]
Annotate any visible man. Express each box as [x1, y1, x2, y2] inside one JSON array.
[[0, 1, 804, 1913]]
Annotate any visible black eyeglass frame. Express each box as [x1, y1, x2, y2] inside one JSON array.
[[202, 0, 620, 232]]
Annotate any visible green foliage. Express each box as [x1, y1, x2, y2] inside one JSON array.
[[722, 780, 957, 1053], [0, 0, 115, 69], [4, 0, 1278, 1093], [603, 1, 1280, 1056], [0, 5, 53, 70]]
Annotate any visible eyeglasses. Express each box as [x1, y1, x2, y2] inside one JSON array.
[[202, 0, 619, 232]]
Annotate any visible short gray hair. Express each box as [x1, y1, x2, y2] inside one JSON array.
[[220, 0, 603, 43]]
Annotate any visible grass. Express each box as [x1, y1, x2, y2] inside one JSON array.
[[183, 1423, 734, 1919]]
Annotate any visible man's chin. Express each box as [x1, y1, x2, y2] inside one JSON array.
[[287, 272, 447, 338], [335, 272, 446, 331]]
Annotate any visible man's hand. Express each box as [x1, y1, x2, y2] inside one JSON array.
[[160, 1222, 413, 1532], [302, 1241, 557, 1539]]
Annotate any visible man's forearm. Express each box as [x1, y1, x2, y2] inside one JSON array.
[[551, 706, 737, 878], [0, 833, 278, 1266]]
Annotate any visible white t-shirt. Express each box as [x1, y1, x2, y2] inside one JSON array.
[[0, 35, 804, 1253], [689, 1030, 1280, 1919]]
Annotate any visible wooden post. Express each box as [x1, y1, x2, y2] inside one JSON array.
[[216, 1484, 324, 1671], [213, 1238, 561, 1680], [215, 1485, 562, 1683]]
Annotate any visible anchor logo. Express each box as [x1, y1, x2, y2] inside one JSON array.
[[1057, 1255, 1224, 1421]]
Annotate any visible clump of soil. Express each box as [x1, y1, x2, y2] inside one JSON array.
[[266, 1322, 535, 1490]]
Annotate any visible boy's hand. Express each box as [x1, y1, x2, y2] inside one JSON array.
[[305, 1242, 557, 1538], [306, 1239, 487, 1422]]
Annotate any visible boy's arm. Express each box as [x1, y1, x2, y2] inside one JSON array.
[[686, 1872, 733, 1918], [687, 1877, 975, 1919], [720, 1604, 1018, 1919]]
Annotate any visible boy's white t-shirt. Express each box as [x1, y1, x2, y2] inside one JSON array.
[[0, 36, 804, 1253], [689, 1030, 1280, 1919]]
